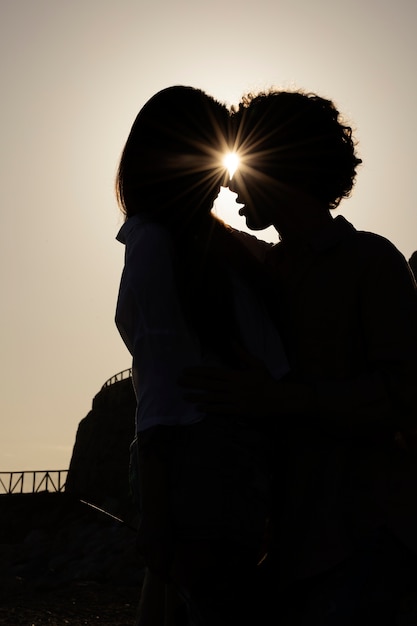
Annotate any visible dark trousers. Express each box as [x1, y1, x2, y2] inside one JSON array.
[[256, 529, 417, 626]]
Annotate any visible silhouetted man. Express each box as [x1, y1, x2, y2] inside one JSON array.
[[183, 89, 417, 625]]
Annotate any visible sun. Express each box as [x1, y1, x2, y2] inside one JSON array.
[[222, 151, 240, 179]]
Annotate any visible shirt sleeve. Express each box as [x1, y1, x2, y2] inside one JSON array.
[[116, 221, 204, 429], [317, 237, 417, 438]]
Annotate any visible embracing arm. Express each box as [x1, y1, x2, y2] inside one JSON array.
[[179, 364, 395, 438], [180, 240, 417, 440]]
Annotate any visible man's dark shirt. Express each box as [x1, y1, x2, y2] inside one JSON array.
[[263, 215, 417, 580]]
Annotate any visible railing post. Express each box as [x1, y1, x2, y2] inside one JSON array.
[[0, 469, 68, 494], [101, 367, 132, 389]]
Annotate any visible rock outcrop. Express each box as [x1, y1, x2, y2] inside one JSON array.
[[409, 251, 417, 282], [1, 375, 143, 598], [0, 491, 143, 594], [66, 376, 136, 513]]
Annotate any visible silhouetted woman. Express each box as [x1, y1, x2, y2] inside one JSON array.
[[115, 85, 289, 626]]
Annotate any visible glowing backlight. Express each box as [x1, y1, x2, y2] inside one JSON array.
[[222, 152, 240, 179]]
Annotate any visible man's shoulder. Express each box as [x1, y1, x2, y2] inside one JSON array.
[[337, 221, 411, 284], [336, 217, 403, 259], [354, 228, 404, 261]]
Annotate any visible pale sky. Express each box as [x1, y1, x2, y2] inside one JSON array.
[[1, 0, 417, 472]]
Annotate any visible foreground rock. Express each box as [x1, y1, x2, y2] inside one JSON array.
[[66, 375, 136, 508], [0, 491, 143, 596]]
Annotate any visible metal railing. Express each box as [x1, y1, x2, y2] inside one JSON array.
[[1, 370, 133, 495], [0, 470, 68, 494], [101, 368, 132, 389]]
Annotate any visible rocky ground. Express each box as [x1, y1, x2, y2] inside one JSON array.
[[0, 492, 143, 625], [2, 492, 417, 625], [0, 579, 140, 625]]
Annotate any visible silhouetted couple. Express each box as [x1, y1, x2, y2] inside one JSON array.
[[115, 85, 417, 625]]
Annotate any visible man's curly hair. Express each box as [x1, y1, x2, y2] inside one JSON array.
[[233, 89, 362, 209]]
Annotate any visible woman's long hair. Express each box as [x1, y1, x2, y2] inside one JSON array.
[[116, 85, 230, 232], [116, 86, 252, 364]]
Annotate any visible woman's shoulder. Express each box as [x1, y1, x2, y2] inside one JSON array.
[[228, 228, 274, 262], [117, 214, 173, 247]]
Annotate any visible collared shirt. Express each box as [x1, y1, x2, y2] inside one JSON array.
[[115, 215, 289, 433], [265, 215, 417, 579], [266, 215, 417, 428]]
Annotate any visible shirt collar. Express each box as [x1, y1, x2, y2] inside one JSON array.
[[267, 215, 356, 266], [116, 214, 149, 245], [309, 215, 356, 252]]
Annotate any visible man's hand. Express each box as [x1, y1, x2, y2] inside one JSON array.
[[178, 364, 280, 417]]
